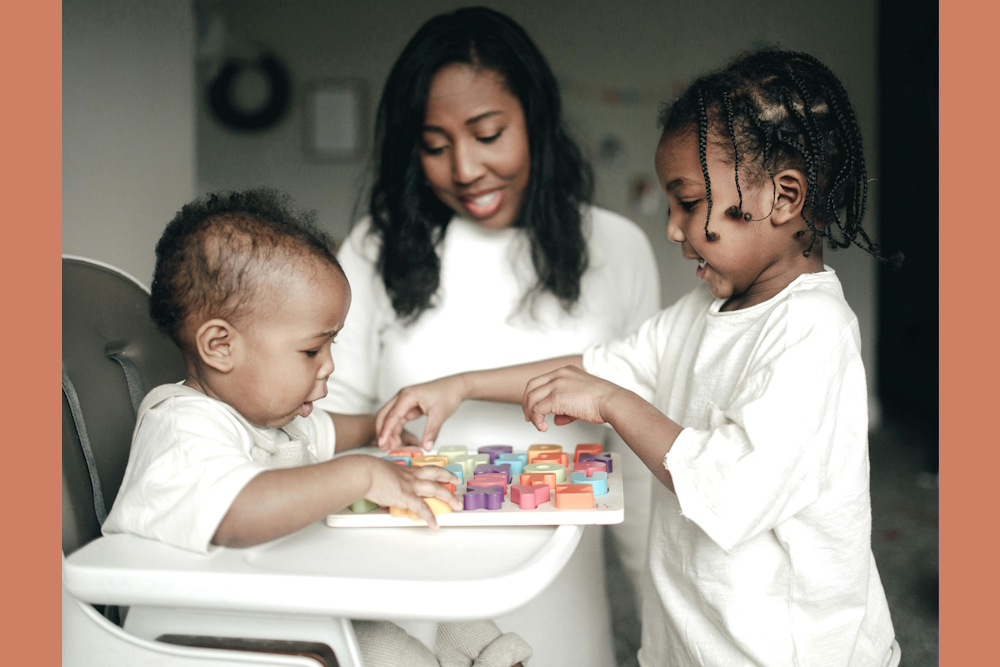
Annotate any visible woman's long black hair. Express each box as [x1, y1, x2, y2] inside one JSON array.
[[368, 6, 594, 322]]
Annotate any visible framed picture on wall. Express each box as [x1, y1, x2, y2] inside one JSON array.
[[303, 79, 367, 162]]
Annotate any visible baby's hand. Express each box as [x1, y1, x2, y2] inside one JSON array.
[[521, 366, 620, 432], [362, 458, 462, 528], [375, 376, 466, 452]]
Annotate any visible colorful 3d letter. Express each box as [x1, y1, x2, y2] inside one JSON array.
[[570, 470, 608, 496], [463, 485, 504, 510], [510, 484, 551, 509], [527, 444, 562, 464], [524, 462, 566, 484], [574, 443, 603, 462], [437, 445, 468, 463], [478, 445, 513, 463], [554, 484, 595, 509]]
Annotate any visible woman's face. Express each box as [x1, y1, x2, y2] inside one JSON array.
[[420, 64, 531, 230]]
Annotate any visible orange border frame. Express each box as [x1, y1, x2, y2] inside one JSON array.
[[940, 0, 999, 662], [1, 0, 61, 663], [0, 0, 989, 662]]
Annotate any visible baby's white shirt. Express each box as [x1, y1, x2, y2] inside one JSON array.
[[102, 385, 337, 554]]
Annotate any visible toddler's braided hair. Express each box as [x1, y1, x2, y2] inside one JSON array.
[[659, 49, 903, 268]]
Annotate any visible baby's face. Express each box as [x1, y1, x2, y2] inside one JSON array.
[[228, 261, 351, 429]]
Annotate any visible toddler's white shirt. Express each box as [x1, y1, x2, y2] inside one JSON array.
[[583, 268, 896, 667], [102, 385, 337, 554]]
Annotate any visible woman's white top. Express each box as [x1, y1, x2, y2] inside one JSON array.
[[583, 269, 897, 667], [316, 207, 660, 448]]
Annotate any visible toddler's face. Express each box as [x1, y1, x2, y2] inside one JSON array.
[[228, 261, 351, 429], [655, 129, 790, 308]]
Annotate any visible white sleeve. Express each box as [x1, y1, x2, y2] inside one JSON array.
[[666, 315, 866, 552], [315, 220, 386, 414], [102, 399, 265, 554]]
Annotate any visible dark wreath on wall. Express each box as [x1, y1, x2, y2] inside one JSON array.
[[208, 53, 291, 132]]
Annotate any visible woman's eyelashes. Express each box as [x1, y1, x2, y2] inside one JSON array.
[[477, 130, 503, 144], [420, 130, 504, 154], [421, 142, 446, 156]]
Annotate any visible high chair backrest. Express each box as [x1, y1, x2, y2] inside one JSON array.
[[62, 256, 186, 555]]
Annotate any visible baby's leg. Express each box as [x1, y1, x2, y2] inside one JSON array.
[[352, 620, 530, 667], [352, 620, 439, 667], [436, 621, 531, 667]]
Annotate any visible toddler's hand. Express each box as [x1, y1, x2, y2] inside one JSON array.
[[362, 458, 462, 528], [375, 376, 466, 451], [521, 366, 620, 432]]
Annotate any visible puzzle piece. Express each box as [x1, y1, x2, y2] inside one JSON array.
[[524, 462, 566, 484], [520, 471, 558, 489], [554, 484, 595, 509], [474, 463, 512, 484], [572, 460, 607, 476], [388, 449, 421, 460], [390, 497, 454, 520], [579, 452, 613, 473], [444, 463, 465, 484], [527, 444, 562, 463], [349, 498, 379, 513], [463, 485, 504, 510], [571, 470, 608, 496], [574, 443, 603, 462], [412, 455, 449, 467], [478, 445, 513, 463], [495, 453, 527, 478], [510, 484, 551, 510], [437, 445, 468, 463], [468, 473, 508, 493], [454, 454, 489, 478], [535, 451, 569, 466]]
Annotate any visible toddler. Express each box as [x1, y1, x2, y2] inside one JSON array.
[[102, 188, 530, 667], [375, 51, 902, 667]]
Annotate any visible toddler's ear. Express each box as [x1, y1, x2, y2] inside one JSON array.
[[195, 319, 237, 373], [770, 168, 808, 225]]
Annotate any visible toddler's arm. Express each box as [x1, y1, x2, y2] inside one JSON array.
[[375, 355, 584, 451], [376, 356, 685, 491], [520, 365, 682, 491], [213, 456, 461, 547], [327, 412, 421, 452]]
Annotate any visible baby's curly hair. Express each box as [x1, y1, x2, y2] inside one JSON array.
[[150, 188, 343, 346]]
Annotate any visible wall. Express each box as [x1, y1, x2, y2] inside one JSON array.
[[63, 0, 196, 288], [194, 0, 882, 411]]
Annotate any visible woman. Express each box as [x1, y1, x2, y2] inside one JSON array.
[[316, 8, 659, 666]]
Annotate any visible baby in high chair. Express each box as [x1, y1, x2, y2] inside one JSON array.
[[102, 188, 530, 667]]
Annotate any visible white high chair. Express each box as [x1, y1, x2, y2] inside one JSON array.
[[61, 256, 584, 667], [61, 256, 357, 666]]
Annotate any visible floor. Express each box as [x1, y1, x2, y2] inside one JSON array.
[[603, 416, 940, 666]]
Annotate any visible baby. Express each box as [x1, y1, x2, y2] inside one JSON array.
[[103, 188, 529, 667]]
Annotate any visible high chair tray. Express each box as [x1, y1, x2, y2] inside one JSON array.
[[326, 452, 624, 528]]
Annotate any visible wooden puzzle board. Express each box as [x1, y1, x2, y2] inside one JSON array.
[[326, 453, 624, 528]]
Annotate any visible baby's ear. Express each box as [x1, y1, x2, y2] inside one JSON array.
[[770, 168, 808, 225], [194, 319, 237, 373]]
